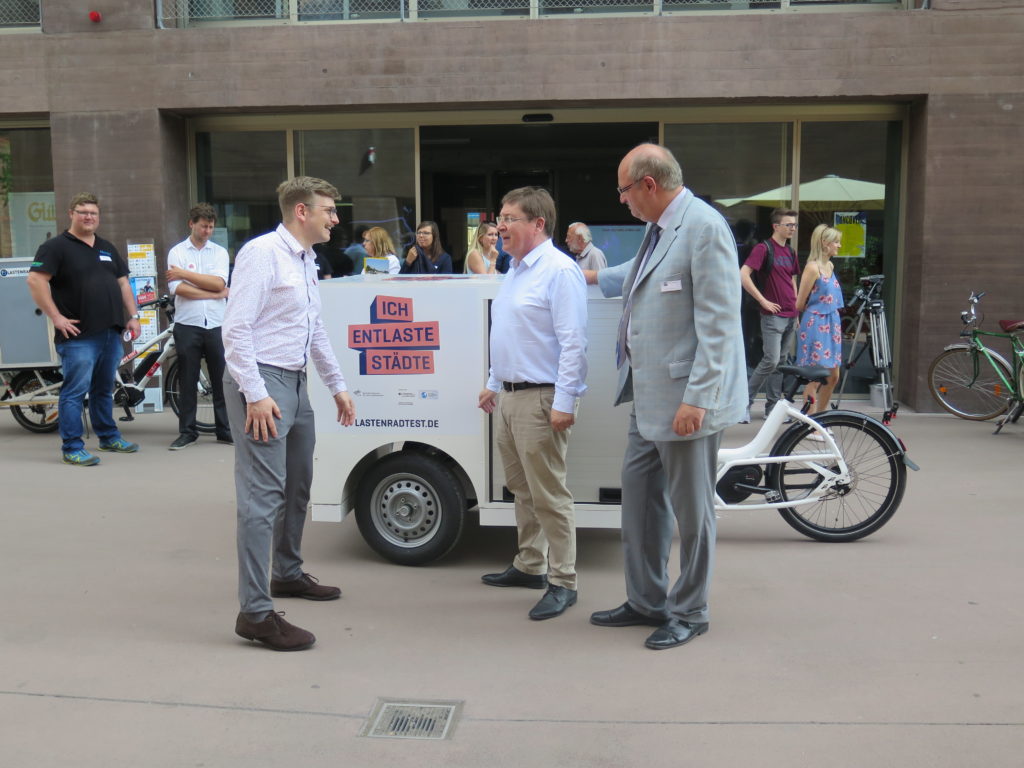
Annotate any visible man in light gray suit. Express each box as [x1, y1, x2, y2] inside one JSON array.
[[584, 144, 746, 650]]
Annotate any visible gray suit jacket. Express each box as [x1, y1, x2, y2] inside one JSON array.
[[598, 188, 747, 442]]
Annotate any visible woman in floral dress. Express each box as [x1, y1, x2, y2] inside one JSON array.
[[796, 224, 845, 414]]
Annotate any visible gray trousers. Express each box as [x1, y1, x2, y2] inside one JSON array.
[[747, 313, 798, 409], [224, 365, 316, 618], [620, 410, 721, 624]]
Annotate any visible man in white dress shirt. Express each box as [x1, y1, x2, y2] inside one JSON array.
[[165, 203, 231, 450], [566, 222, 608, 272], [223, 177, 356, 652], [477, 187, 588, 621]]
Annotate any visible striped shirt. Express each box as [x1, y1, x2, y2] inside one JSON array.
[[223, 224, 347, 403]]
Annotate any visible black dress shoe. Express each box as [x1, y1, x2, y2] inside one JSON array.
[[590, 602, 667, 627], [481, 565, 547, 589], [644, 619, 709, 650], [529, 585, 578, 620]]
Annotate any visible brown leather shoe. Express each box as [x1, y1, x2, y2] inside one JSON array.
[[235, 611, 315, 651], [270, 572, 341, 601]]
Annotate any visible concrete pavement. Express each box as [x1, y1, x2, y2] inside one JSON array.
[[1, 406, 1021, 767]]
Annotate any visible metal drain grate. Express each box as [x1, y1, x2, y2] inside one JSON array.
[[360, 698, 463, 740]]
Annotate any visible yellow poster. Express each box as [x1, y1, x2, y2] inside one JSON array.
[[833, 212, 867, 258]]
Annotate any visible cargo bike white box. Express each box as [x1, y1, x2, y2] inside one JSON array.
[[309, 274, 915, 567]]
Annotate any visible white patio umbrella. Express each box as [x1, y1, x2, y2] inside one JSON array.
[[717, 174, 886, 212]]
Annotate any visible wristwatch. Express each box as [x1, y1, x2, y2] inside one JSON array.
[[130, 314, 140, 320]]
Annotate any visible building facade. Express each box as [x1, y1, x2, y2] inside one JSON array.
[[1, 0, 1022, 411]]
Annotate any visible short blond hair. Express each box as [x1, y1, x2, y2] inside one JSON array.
[[277, 176, 339, 220]]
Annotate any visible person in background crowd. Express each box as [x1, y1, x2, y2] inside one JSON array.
[[565, 222, 608, 271], [361, 227, 401, 274], [465, 221, 509, 274], [796, 224, 845, 418], [26, 192, 141, 466], [165, 202, 232, 450], [401, 220, 453, 274], [739, 207, 800, 424]]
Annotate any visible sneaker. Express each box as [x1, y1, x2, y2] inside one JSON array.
[[738, 407, 751, 425], [216, 434, 234, 446], [98, 437, 139, 453], [169, 434, 197, 451], [62, 449, 100, 467], [235, 611, 315, 652]]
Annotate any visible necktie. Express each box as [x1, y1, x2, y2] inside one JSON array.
[[615, 225, 662, 369]]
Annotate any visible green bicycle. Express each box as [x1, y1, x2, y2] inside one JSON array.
[[927, 291, 1024, 434]]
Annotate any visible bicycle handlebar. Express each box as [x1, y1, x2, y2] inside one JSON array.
[[961, 291, 985, 327], [138, 294, 170, 310]]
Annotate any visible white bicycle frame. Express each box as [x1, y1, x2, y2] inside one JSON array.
[[715, 398, 851, 513], [119, 323, 177, 388], [0, 323, 177, 411]]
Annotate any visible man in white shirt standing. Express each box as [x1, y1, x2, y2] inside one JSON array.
[[478, 187, 588, 621], [223, 177, 356, 652], [166, 203, 231, 450], [566, 222, 608, 272]]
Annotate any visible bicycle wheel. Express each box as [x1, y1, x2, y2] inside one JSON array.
[[9, 369, 62, 434], [769, 412, 907, 542], [165, 361, 217, 434], [928, 346, 1012, 421]]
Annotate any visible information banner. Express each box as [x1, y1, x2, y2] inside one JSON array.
[[313, 276, 492, 437], [834, 212, 867, 258], [126, 241, 157, 275]]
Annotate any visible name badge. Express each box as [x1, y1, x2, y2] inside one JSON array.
[[99, 254, 112, 262], [661, 279, 682, 292]]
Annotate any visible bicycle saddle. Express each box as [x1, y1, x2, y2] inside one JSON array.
[[777, 364, 832, 385], [998, 319, 1024, 333]]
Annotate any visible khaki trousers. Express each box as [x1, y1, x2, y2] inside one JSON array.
[[495, 387, 577, 589]]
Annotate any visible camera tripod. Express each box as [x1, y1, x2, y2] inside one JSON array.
[[832, 274, 898, 424]]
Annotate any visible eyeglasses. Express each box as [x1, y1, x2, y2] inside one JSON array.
[[779, 222, 797, 228], [416, 231, 433, 237], [616, 176, 648, 196], [72, 209, 99, 218], [495, 215, 529, 226], [303, 203, 339, 218]]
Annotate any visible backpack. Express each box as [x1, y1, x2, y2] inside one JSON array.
[[752, 239, 778, 292]]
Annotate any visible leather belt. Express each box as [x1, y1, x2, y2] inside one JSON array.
[[502, 381, 554, 392]]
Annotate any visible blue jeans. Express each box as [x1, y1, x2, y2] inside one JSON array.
[[55, 329, 125, 452]]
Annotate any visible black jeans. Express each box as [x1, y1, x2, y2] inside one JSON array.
[[172, 324, 229, 438]]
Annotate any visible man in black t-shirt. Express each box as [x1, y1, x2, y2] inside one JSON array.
[[26, 193, 142, 466]]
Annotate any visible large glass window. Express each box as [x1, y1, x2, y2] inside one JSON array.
[[0, 128, 55, 259], [296, 128, 416, 275], [798, 119, 901, 396], [195, 130, 287, 257], [665, 118, 901, 395], [665, 122, 794, 375], [799, 121, 895, 292]]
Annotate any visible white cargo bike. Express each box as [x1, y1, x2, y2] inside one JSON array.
[[308, 274, 915, 566]]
